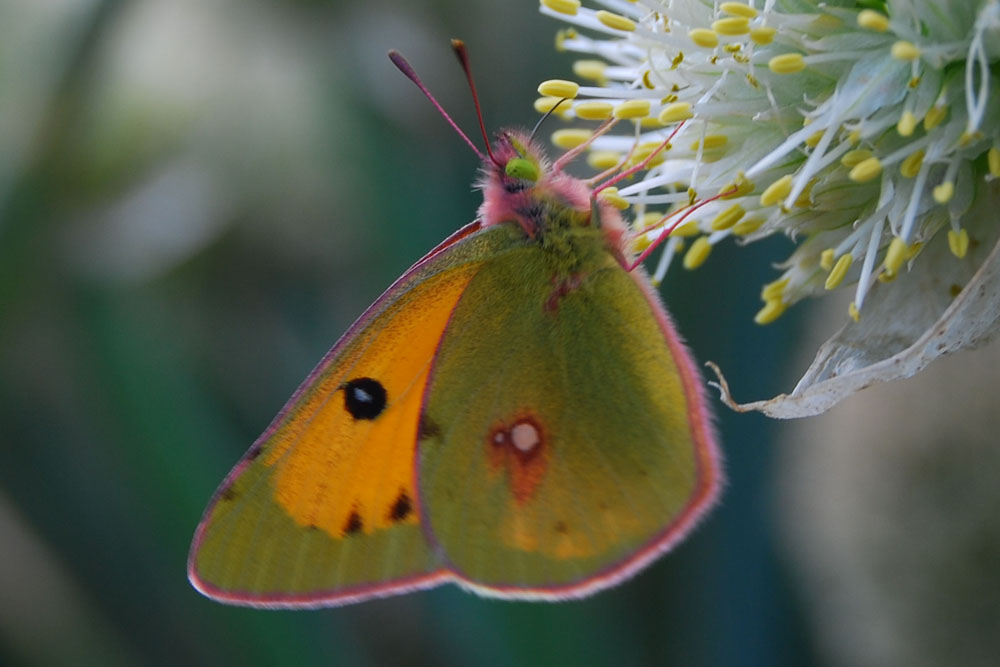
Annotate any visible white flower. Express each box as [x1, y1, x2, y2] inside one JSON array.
[[536, 0, 1000, 416]]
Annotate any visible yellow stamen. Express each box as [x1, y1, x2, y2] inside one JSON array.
[[848, 301, 860, 323], [825, 253, 853, 290], [857, 9, 890, 32], [924, 105, 948, 130], [598, 186, 630, 210], [761, 277, 789, 301], [891, 40, 921, 61], [596, 10, 636, 32], [658, 102, 693, 123], [900, 149, 925, 178], [719, 174, 754, 199], [841, 149, 873, 168], [711, 17, 750, 35], [769, 53, 806, 74], [551, 129, 593, 149], [933, 181, 955, 204], [574, 101, 614, 120], [749, 27, 776, 45], [803, 130, 824, 148], [691, 135, 728, 151], [720, 2, 758, 18], [534, 97, 568, 114], [671, 220, 700, 237], [572, 60, 607, 82], [754, 299, 787, 325], [884, 236, 909, 275], [820, 248, 835, 271], [613, 99, 651, 119], [683, 236, 712, 269], [541, 0, 581, 15], [897, 110, 918, 137], [760, 175, 793, 207], [989, 147, 1000, 177], [637, 212, 663, 230], [849, 156, 882, 182], [732, 216, 765, 235], [948, 228, 969, 259], [688, 28, 719, 48], [587, 150, 622, 169], [710, 203, 746, 231], [538, 79, 580, 98]]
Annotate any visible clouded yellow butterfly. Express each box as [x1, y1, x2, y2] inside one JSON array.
[[188, 42, 721, 608]]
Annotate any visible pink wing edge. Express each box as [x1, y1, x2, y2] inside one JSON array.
[[187, 222, 486, 609], [413, 265, 723, 602]]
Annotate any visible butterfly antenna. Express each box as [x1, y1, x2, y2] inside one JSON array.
[[529, 98, 570, 143], [388, 50, 485, 161], [450, 39, 502, 168]]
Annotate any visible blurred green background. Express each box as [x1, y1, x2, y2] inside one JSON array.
[[16, 0, 993, 665]]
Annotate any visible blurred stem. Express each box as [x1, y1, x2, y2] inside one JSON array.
[[0, 0, 130, 329]]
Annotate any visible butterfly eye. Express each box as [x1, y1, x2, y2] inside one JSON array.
[[505, 157, 540, 182]]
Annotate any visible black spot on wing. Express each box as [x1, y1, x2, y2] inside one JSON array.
[[418, 414, 441, 440], [343, 509, 364, 536], [388, 490, 412, 522], [342, 377, 387, 420]]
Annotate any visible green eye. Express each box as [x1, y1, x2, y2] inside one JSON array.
[[505, 158, 540, 182]]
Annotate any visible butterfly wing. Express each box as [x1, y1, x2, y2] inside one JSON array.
[[188, 222, 526, 607], [417, 242, 720, 599]]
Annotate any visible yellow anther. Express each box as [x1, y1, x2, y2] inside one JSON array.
[[820, 248, 836, 271], [933, 181, 955, 204], [534, 97, 568, 114], [555, 28, 577, 52], [897, 110, 918, 136], [573, 60, 608, 82], [598, 186, 630, 210], [948, 228, 969, 258], [637, 212, 663, 230], [884, 236, 909, 275], [683, 236, 713, 269], [538, 79, 580, 98], [596, 10, 637, 31], [541, 0, 581, 15], [719, 174, 754, 199], [710, 203, 746, 231], [613, 99, 651, 119], [760, 175, 793, 207], [754, 299, 787, 325], [841, 149, 873, 168], [640, 116, 665, 128], [857, 9, 890, 32], [924, 105, 948, 130], [691, 134, 728, 151], [769, 53, 806, 74], [825, 253, 853, 290], [848, 129, 862, 144], [574, 101, 614, 120], [633, 234, 652, 252], [550, 129, 592, 149], [891, 40, 921, 61], [907, 242, 923, 260], [712, 17, 750, 35], [688, 28, 719, 48], [848, 301, 860, 322], [761, 277, 789, 301], [989, 147, 1000, 177], [720, 2, 758, 18], [587, 150, 622, 169], [732, 216, 765, 235], [849, 156, 882, 182], [749, 26, 777, 45], [671, 219, 700, 237], [900, 149, 925, 178], [794, 178, 815, 207], [658, 102, 693, 124], [804, 130, 825, 148], [878, 269, 897, 283]]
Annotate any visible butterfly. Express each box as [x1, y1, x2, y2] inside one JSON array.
[[188, 41, 721, 608]]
